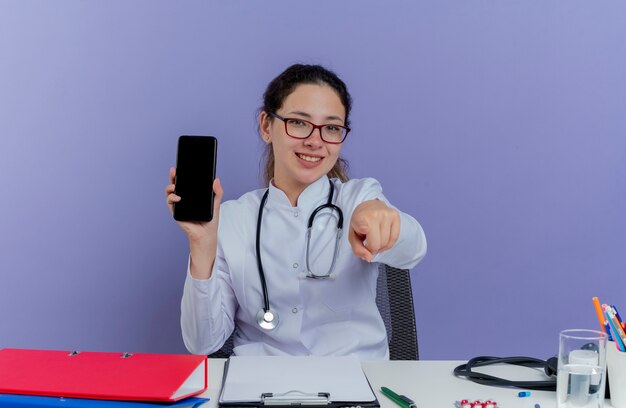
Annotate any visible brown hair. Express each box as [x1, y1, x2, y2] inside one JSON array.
[[260, 64, 352, 186]]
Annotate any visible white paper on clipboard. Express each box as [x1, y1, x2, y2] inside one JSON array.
[[219, 356, 376, 404]]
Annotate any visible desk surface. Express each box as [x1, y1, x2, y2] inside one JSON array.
[[198, 359, 613, 408]]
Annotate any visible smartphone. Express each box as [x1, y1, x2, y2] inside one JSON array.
[[173, 135, 218, 222]]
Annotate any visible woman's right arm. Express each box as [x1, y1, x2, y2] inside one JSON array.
[[166, 167, 236, 354]]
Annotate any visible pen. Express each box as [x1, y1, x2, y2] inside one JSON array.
[[613, 305, 626, 331], [613, 305, 624, 325], [607, 307, 626, 349], [592, 297, 607, 334], [605, 309, 626, 352], [381, 387, 417, 408], [601, 304, 614, 341]]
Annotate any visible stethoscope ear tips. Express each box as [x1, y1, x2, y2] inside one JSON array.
[[256, 308, 279, 330]]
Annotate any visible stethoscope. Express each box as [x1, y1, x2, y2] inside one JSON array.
[[255, 179, 343, 330]]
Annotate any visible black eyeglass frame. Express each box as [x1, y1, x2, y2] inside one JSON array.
[[269, 112, 350, 144]]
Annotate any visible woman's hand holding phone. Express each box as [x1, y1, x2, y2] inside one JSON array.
[[166, 167, 224, 280]]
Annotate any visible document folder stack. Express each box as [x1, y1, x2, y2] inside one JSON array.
[[0, 348, 208, 403], [0, 394, 208, 407], [219, 356, 379, 408]]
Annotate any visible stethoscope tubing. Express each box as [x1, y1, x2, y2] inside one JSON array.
[[256, 179, 342, 330], [255, 190, 271, 313]]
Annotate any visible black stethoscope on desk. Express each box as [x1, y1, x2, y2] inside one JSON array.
[[255, 179, 343, 330]]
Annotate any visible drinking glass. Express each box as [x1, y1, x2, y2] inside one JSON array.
[[557, 329, 607, 408]]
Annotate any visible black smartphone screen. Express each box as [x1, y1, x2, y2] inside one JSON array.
[[173, 135, 218, 222]]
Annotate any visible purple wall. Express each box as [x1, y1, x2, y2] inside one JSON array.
[[1, 1, 624, 360]]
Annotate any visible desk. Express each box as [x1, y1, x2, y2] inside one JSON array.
[[199, 359, 614, 408]]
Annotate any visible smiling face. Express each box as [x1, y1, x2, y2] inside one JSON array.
[[260, 83, 346, 204]]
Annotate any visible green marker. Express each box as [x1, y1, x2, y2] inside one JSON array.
[[380, 387, 417, 408]]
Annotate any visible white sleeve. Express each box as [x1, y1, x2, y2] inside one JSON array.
[[180, 247, 237, 355]]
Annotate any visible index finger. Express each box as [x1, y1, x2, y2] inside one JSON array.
[[348, 227, 373, 262], [364, 224, 382, 255], [169, 167, 176, 185]]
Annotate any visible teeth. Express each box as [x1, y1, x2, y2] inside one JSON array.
[[297, 154, 321, 162]]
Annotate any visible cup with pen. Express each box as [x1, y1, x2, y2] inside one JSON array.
[[591, 298, 626, 408], [594, 299, 626, 408]]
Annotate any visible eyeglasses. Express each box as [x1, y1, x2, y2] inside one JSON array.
[[269, 112, 350, 144]]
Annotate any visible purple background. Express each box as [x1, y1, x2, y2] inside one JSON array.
[[1, 1, 625, 360]]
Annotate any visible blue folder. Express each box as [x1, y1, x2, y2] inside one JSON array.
[[0, 394, 208, 408]]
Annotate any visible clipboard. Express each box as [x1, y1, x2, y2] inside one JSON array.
[[218, 356, 380, 408]]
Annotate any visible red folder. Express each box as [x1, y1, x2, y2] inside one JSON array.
[[0, 348, 208, 402]]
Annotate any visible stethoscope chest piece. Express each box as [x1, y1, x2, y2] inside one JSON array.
[[256, 308, 279, 330]]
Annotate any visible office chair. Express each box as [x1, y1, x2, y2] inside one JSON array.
[[208, 264, 419, 360]]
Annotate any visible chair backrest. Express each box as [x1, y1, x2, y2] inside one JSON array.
[[208, 264, 419, 360], [376, 264, 419, 360]]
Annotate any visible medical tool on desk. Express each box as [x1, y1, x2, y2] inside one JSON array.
[[454, 356, 558, 390], [255, 179, 344, 330]]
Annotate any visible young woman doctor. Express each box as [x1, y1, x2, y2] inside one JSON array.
[[165, 64, 426, 359]]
